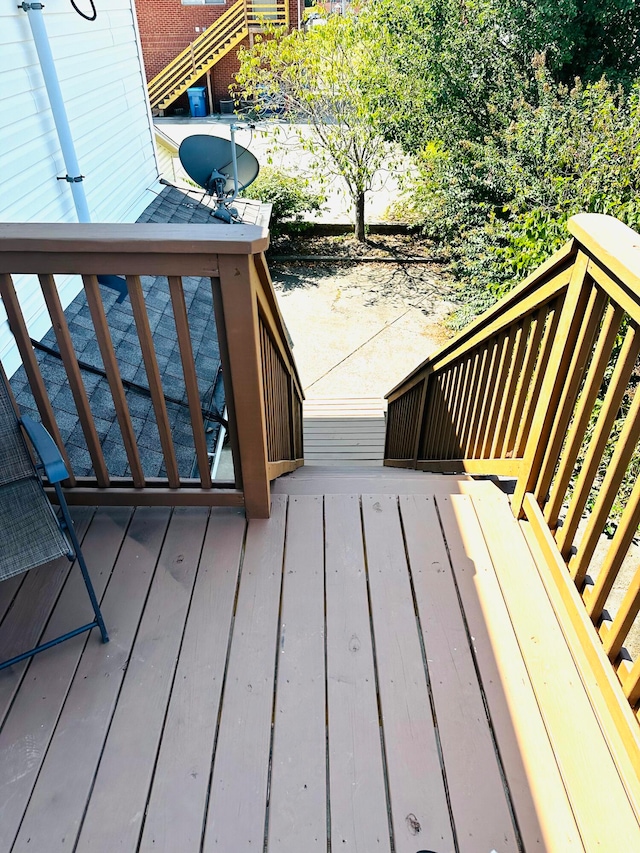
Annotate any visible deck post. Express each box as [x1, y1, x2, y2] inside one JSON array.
[[216, 253, 271, 518]]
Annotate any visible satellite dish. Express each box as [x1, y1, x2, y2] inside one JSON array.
[[178, 134, 260, 197]]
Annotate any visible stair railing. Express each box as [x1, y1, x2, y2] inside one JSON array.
[[385, 213, 640, 726], [147, 0, 289, 112], [0, 223, 304, 518]]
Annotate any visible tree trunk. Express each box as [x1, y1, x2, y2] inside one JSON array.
[[354, 191, 366, 242]]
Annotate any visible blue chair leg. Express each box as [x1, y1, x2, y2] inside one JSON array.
[[54, 484, 109, 644], [0, 492, 109, 672]]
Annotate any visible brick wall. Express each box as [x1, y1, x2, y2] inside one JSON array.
[[136, 0, 301, 111]]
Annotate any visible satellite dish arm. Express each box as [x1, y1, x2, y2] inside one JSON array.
[[228, 124, 240, 203]]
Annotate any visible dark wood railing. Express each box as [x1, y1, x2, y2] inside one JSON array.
[[385, 213, 640, 742], [0, 223, 303, 518]]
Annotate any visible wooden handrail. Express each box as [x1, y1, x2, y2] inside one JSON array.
[[384, 212, 640, 730], [0, 223, 303, 518]]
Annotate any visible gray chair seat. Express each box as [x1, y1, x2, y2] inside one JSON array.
[[0, 368, 108, 670], [0, 477, 71, 582]]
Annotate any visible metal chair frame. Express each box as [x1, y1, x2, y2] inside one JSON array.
[[0, 410, 108, 672]]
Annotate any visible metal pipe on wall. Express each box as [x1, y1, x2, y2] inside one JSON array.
[[21, 2, 91, 223]]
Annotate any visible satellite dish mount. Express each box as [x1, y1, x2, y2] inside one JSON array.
[[178, 125, 259, 224]]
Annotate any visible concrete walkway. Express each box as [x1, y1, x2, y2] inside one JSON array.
[[272, 260, 454, 399], [157, 119, 453, 401]]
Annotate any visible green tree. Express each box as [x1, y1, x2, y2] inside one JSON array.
[[235, 13, 394, 241], [367, 0, 640, 151]]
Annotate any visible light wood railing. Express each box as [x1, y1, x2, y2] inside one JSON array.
[[0, 223, 303, 518], [147, 0, 289, 112], [386, 213, 640, 725]]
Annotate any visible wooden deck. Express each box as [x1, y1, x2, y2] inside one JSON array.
[[1, 470, 639, 852]]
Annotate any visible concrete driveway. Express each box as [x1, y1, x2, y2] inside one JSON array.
[[271, 260, 454, 399]]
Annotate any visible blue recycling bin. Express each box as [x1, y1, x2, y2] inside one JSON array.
[[187, 87, 207, 118]]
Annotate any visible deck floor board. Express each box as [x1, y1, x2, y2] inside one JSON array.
[[9, 507, 170, 853], [0, 475, 637, 852]]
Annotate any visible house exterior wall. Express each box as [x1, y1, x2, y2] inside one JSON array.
[[136, 0, 300, 107], [0, 0, 160, 376]]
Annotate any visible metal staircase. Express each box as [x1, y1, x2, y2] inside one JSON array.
[[147, 1, 289, 113]]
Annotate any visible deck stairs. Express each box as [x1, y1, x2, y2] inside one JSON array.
[[302, 397, 387, 466], [147, 0, 289, 113]]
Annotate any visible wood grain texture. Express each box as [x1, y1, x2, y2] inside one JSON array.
[[479, 491, 640, 849], [139, 508, 246, 853], [74, 507, 209, 853], [9, 508, 170, 853], [268, 496, 327, 851], [0, 508, 131, 850], [0, 222, 269, 259], [216, 254, 270, 517], [399, 494, 519, 853], [521, 495, 640, 803], [324, 494, 391, 851], [437, 494, 584, 852], [361, 494, 455, 853], [202, 495, 287, 851]]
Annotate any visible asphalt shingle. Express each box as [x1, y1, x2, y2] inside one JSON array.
[[11, 187, 224, 480]]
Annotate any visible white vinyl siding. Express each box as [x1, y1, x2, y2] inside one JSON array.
[[0, 0, 160, 376]]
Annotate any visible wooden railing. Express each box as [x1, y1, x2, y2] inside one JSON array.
[[147, 0, 289, 112], [385, 213, 640, 728], [0, 223, 303, 518]]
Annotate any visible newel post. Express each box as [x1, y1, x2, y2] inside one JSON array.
[[215, 254, 271, 519]]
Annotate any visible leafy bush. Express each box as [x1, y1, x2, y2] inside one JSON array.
[[405, 63, 640, 322], [244, 168, 325, 234]]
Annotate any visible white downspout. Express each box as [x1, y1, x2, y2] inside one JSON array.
[[20, 2, 91, 223]]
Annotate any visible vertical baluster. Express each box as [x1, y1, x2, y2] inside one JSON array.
[[0, 272, 75, 484], [504, 311, 544, 458], [492, 318, 531, 458], [38, 274, 109, 487], [545, 302, 623, 527], [568, 388, 640, 586], [601, 565, 640, 660], [463, 347, 489, 458], [126, 275, 179, 488], [168, 275, 212, 489], [513, 252, 592, 514], [473, 337, 501, 458], [514, 302, 562, 458], [480, 330, 512, 458], [584, 473, 640, 619], [534, 286, 607, 510], [82, 274, 144, 489], [458, 351, 481, 457], [556, 324, 640, 559]]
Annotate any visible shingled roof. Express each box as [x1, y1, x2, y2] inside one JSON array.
[[10, 186, 246, 480]]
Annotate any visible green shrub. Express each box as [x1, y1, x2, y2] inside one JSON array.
[[243, 168, 325, 234], [405, 64, 640, 316]]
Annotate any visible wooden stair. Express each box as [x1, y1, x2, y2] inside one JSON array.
[[302, 397, 387, 467], [147, 1, 289, 113]]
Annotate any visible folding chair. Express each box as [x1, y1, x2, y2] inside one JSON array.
[[0, 372, 108, 671]]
